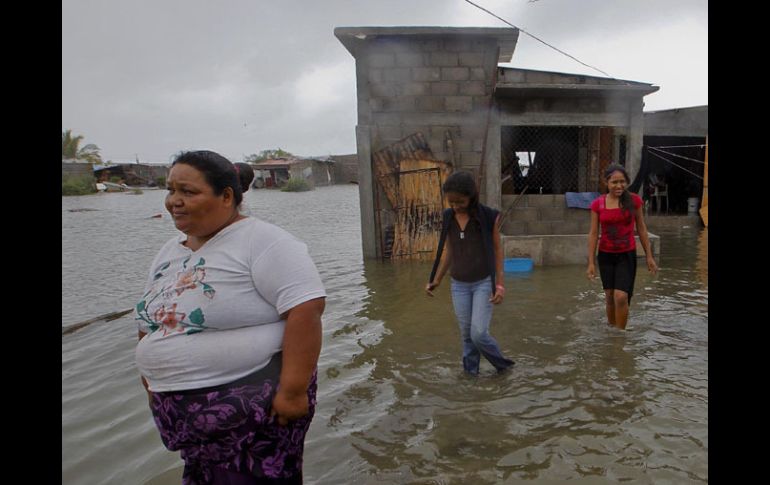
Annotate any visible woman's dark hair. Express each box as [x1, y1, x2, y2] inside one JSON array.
[[604, 163, 633, 213], [442, 171, 479, 210], [171, 150, 243, 206], [234, 162, 255, 193]]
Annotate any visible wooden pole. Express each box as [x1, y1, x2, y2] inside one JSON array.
[[62, 309, 133, 335], [699, 136, 708, 227]]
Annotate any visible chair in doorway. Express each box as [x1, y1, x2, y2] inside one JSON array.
[[652, 183, 669, 214]]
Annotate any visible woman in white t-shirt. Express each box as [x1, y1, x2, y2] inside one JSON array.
[[135, 150, 326, 484]]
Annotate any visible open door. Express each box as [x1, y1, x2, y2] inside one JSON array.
[[372, 132, 451, 260]]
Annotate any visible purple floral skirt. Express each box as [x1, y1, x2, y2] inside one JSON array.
[[149, 353, 316, 485]]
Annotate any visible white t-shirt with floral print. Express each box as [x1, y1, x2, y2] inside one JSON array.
[[135, 217, 326, 392]]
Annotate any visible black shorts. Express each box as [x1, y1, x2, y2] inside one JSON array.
[[597, 250, 637, 301]]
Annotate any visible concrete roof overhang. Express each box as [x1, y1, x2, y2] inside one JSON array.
[[334, 26, 519, 62]]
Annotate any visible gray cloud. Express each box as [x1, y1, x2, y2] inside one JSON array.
[[62, 0, 707, 163]]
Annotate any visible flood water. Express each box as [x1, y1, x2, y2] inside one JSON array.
[[62, 185, 707, 484]]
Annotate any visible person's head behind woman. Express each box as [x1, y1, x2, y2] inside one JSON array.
[[604, 163, 633, 213], [442, 171, 479, 214], [166, 150, 242, 236], [234, 162, 255, 193]]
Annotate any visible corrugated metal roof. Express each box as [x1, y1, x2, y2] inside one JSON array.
[[305, 155, 336, 163], [93, 164, 121, 171], [644, 105, 708, 115], [253, 157, 334, 167], [497, 67, 656, 87], [495, 67, 659, 98], [253, 158, 304, 167]]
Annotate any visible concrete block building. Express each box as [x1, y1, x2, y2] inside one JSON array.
[[336, 26, 661, 263]]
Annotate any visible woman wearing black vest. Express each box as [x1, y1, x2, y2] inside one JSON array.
[[426, 171, 514, 375]]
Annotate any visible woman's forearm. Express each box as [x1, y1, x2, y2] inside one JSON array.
[[433, 241, 451, 283], [587, 235, 598, 264], [279, 298, 325, 396], [587, 212, 599, 265], [636, 209, 655, 258], [493, 218, 504, 282]]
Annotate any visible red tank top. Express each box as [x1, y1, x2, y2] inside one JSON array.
[[590, 193, 642, 253]]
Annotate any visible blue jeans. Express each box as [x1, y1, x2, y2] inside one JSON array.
[[450, 276, 514, 375]]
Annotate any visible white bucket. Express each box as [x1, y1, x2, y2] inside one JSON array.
[[687, 197, 699, 214]]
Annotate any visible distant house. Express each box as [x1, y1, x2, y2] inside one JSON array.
[[252, 157, 336, 188], [93, 163, 169, 186], [62, 159, 94, 179]]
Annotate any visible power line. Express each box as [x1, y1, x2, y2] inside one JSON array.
[[462, 0, 612, 78]]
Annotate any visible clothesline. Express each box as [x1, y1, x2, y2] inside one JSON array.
[[647, 146, 705, 165], [647, 150, 704, 180], [649, 144, 706, 149]]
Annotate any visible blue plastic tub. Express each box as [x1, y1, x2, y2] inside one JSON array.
[[504, 258, 533, 273]]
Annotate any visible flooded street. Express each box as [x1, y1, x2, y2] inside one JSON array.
[[63, 185, 707, 484]]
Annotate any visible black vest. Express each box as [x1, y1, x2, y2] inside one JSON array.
[[429, 204, 499, 292]]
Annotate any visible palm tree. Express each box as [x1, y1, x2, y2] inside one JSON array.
[[62, 129, 103, 164]]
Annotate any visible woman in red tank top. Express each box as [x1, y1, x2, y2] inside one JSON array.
[[587, 164, 658, 329]]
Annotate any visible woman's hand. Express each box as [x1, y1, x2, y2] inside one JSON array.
[[271, 388, 309, 426], [489, 284, 505, 304], [425, 281, 439, 297], [646, 256, 658, 275], [586, 263, 596, 280]]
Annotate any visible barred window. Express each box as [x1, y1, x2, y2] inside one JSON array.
[[502, 126, 580, 195]]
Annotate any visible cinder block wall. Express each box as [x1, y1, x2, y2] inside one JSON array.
[[331, 154, 359, 183], [503, 233, 660, 266], [501, 194, 593, 235], [362, 35, 499, 174]]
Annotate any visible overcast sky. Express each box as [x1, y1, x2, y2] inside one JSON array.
[[62, 0, 707, 164]]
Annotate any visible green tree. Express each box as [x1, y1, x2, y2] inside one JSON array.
[[62, 129, 103, 165], [61, 175, 97, 196], [281, 177, 311, 192], [244, 148, 294, 163]]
